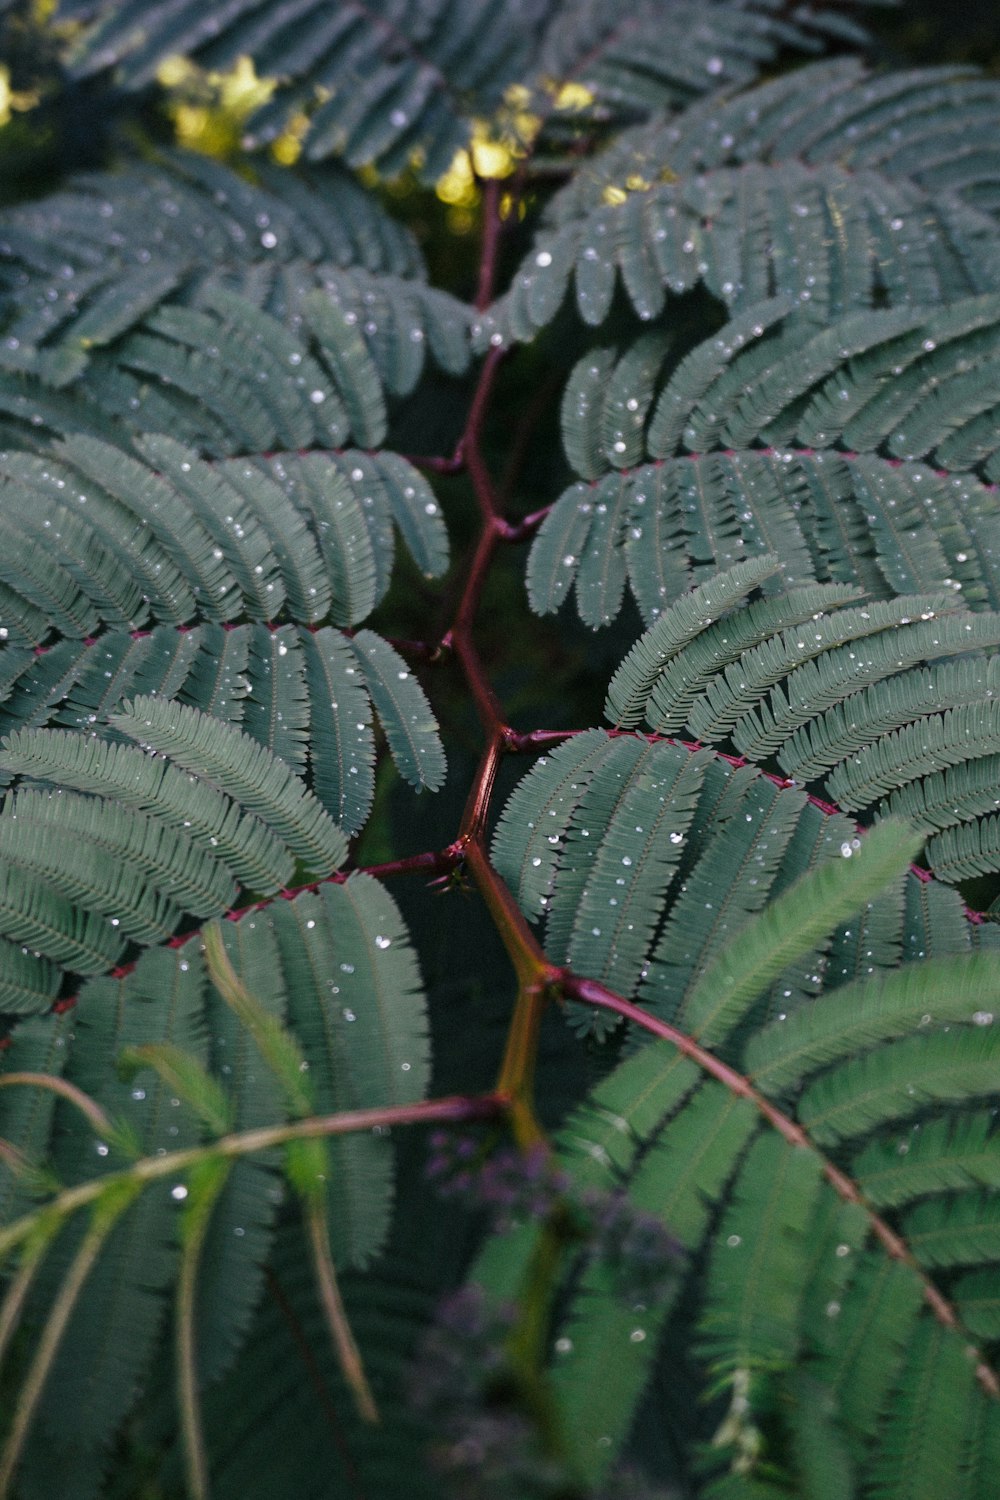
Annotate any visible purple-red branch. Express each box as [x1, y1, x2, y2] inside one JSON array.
[[475, 177, 503, 313], [405, 445, 466, 475]]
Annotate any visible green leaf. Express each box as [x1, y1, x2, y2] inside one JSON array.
[[748, 951, 1000, 1092], [174, 1155, 232, 1500], [14, 945, 206, 1499], [111, 695, 347, 877], [202, 923, 312, 1120], [604, 555, 784, 728], [300, 627, 376, 835], [1, 727, 296, 894], [567, 743, 708, 998], [798, 1027, 1000, 1145], [264, 876, 430, 1268], [349, 631, 446, 792], [869, 1321, 981, 1500], [303, 288, 387, 449], [678, 818, 924, 1046], [699, 1133, 824, 1368], [901, 1193, 1000, 1271], [553, 1085, 760, 1484], [195, 916, 288, 1390], [117, 1043, 232, 1136], [853, 1112, 1000, 1209]]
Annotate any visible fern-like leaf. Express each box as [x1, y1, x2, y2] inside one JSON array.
[[798, 1027, 1000, 1145], [0, 727, 296, 894], [489, 162, 1000, 345], [747, 952, 1000, 1092], [547, 59, 1000, 224], [110, 695, 347, 876], [348, 631, 447, 793], [531, 294, 1000, 628], [699, 1132, 824, 1368], [602, 562, 1000, 884], [679, 818, 923, 1047], [64, 0, 864, 179], [12, 946, 206, 1500]]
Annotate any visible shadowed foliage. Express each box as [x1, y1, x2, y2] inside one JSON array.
[[0, 4, 999, 1499]]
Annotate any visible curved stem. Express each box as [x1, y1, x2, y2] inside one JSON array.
[[0, 1184, 138, 1500], [306, 1199, 379, 1424], [561, 970, 1000, 1400], [176, 1161, 232, 1500], [0, 1073, 115, 1141], [0, 1094, 509, 1261]]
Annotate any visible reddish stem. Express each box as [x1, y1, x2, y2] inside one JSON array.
[[265, 1267, 370, 1500], [497, 505, 553, 543], [404, 446, 466, 475], [463, 347, 506, 526], [475, 177, 503, 312], [505, 727, 578, 754], [446, 529, 508, 734], [338, 845, 465, 883]]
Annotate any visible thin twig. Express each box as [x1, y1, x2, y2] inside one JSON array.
[[475, 176, 504, 312]]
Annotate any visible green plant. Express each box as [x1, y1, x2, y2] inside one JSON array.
[[1, 2, 1000, 1496]]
